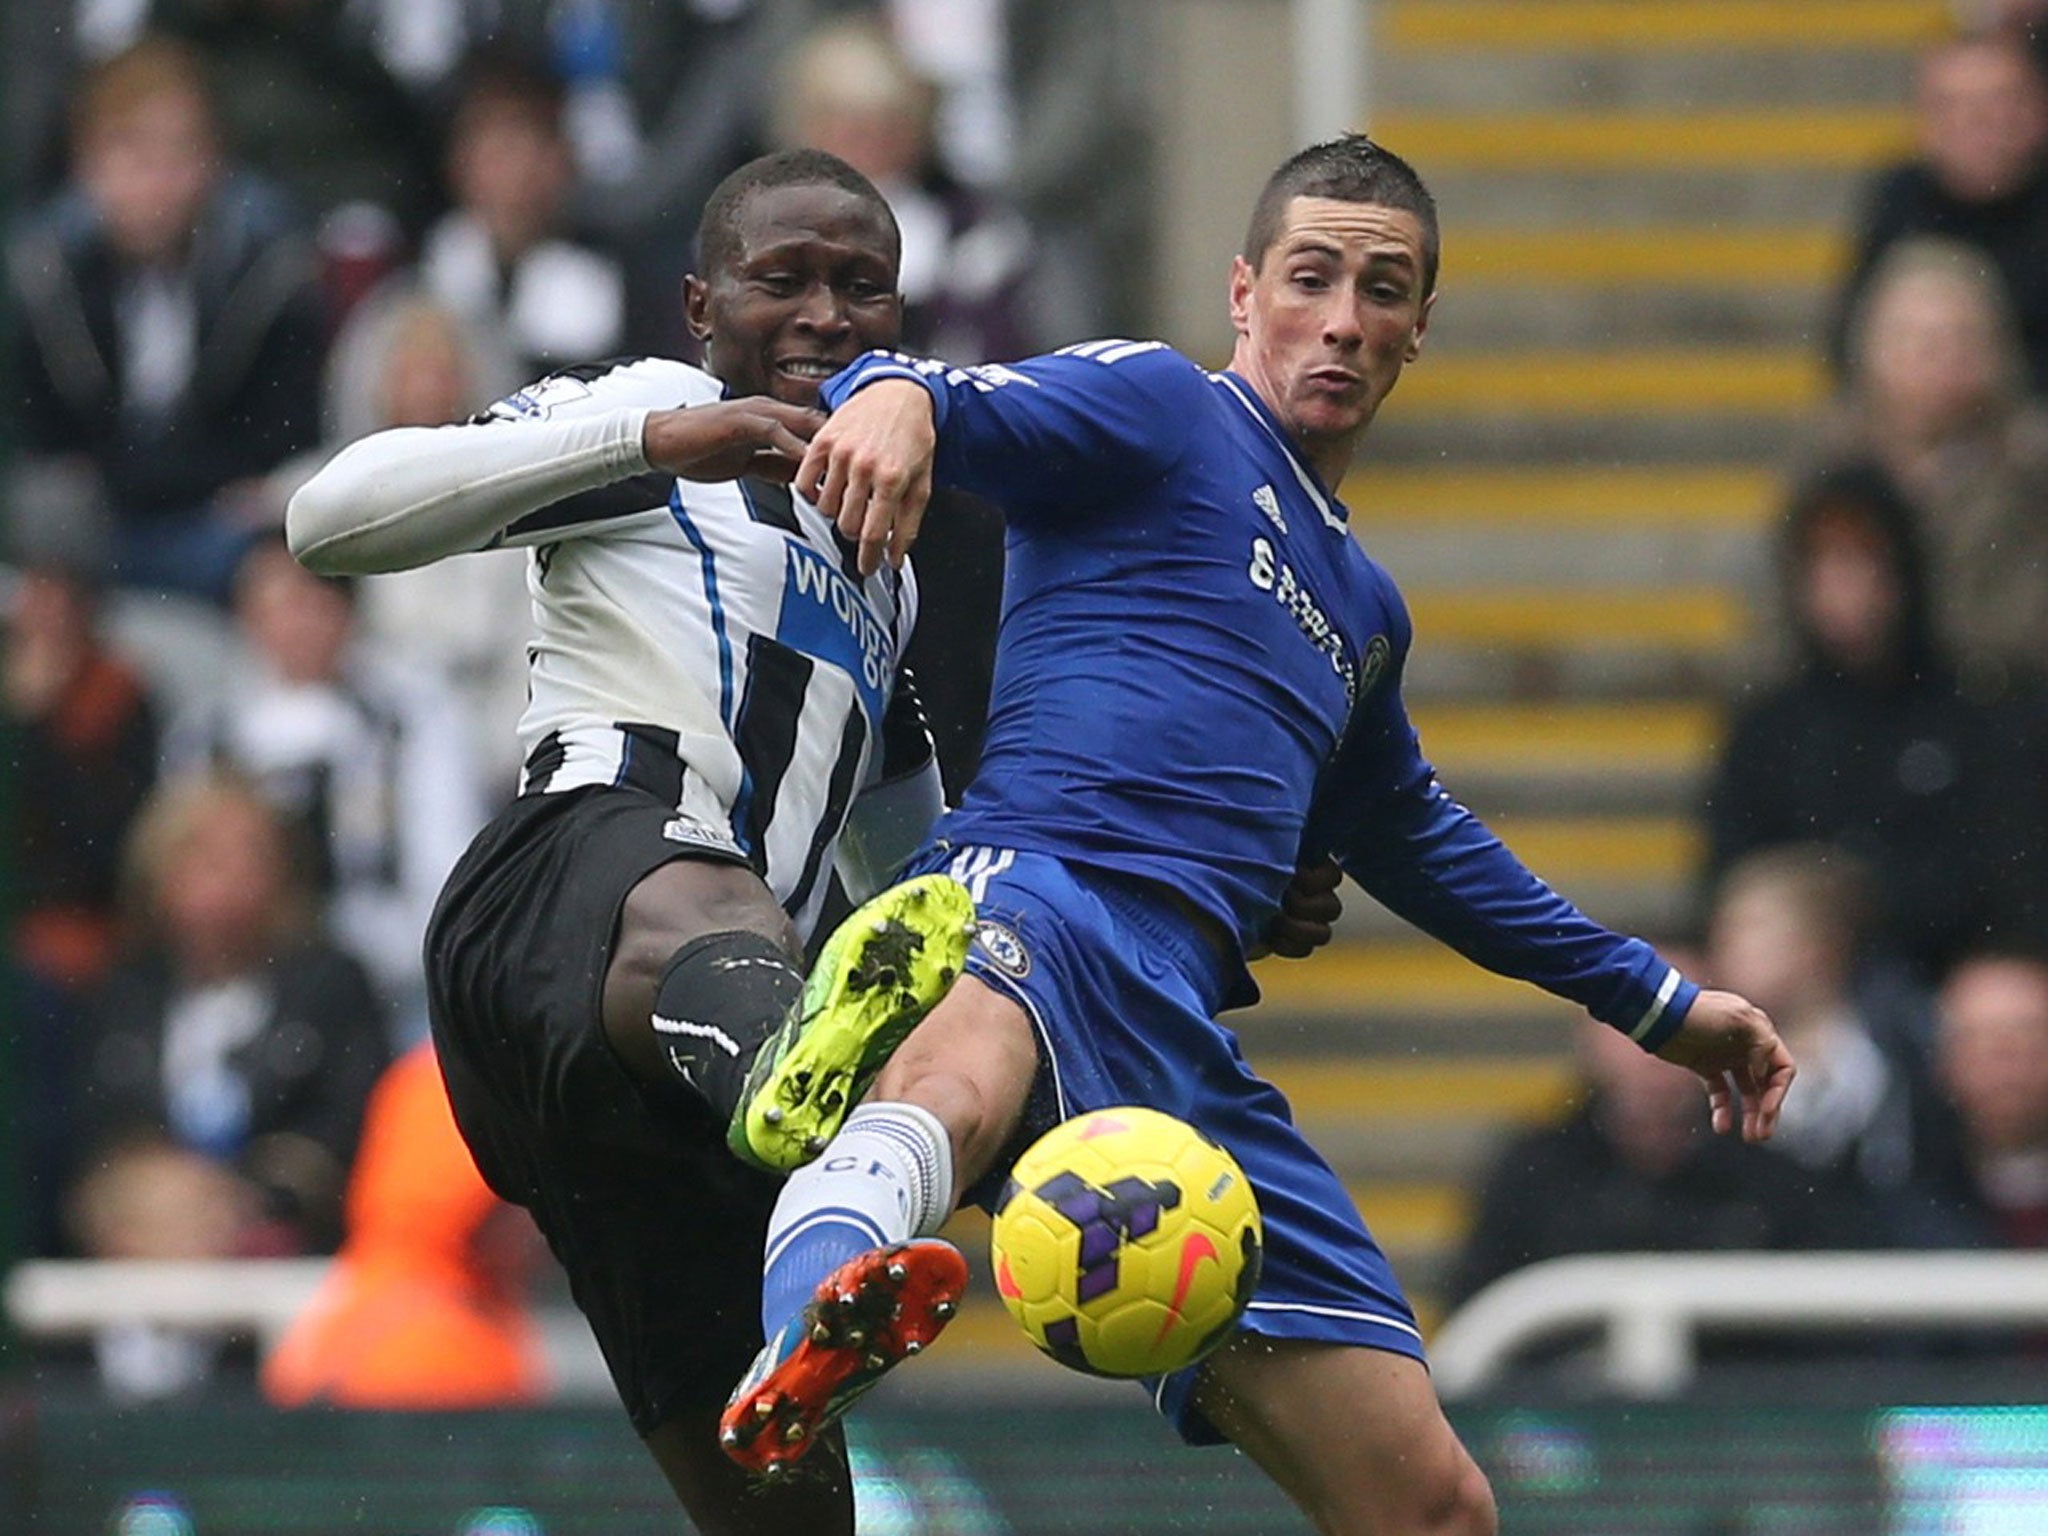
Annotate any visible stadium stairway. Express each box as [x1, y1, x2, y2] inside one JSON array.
[[1219, 0, 1946, 1331]]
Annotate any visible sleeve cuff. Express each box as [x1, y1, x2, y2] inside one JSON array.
[[1624, 965, 1697, 1054], [821, 352, 953, 431]]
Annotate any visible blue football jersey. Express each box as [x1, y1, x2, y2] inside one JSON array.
[[824, 342, 1693, 1047]]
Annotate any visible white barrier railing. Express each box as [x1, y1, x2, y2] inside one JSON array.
[[4, 1258, 616, 1396], [1431, 1251, 2048, 1398], [22, 1250, 2048, 1404], [6, 1258, 328, 1351]]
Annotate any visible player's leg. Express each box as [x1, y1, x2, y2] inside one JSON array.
[[643, 1411, 854, 1536], [720, 976, 1038, 1473], [599, 854, 803, 1115], [1192, 1338, 1497, 1536], [600, 854, 975, 1169]]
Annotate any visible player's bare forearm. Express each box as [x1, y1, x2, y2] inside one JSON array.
[[798, 379, 937, 575], [1654, 988, 1797, 1143], [642, 399, 823, 485]]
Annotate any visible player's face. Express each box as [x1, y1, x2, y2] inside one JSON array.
[[685, 182, 903, 408], [1228, 196, 1433, 481]]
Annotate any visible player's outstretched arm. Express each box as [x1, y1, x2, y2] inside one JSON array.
[[1653, 989, 1797, 1143], [797, 379, 937, 576]]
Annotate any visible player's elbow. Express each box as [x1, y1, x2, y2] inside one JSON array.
[[286, 441, 392, 575], [283, 483, 339, 572]]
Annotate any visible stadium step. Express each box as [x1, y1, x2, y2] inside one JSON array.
[[1342, 465, 1774, 528], [1388, 345, 1825, 419], [1385, 0, 1948, 53], [1443, 225, 1844, 290], [1407, 699, 1718, 811], [1375, 107, 1911, 171]]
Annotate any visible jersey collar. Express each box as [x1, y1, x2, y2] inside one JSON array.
[[1213, 371, 1351, 533]]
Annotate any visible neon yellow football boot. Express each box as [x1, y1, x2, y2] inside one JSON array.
[[728, 874, 975, 1172]]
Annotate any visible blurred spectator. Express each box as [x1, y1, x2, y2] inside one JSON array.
[[67, 773, 387, 1396], [167, 534, 488, 1036], [263, 1043, 548, 1409], [1703, 846, 1945, 1200], [1704, 462, 2048, 981], [2, 557, 162, 1254], [1812, 237, 2048, 690], [885, 0, 1013, 188], [296, 288, 530, 795], [1897, 949, 2048, 1248], [1446, 1013, 1875, 1310], [69, 772, 388, 1242], [150, 0, 442, 235], [3, 36, 327, 604], [421, 51, 626, 374], [532, 0, 809, 357], [776, 17, 1037, 364], [1829, 30, 2048, 391], [4, 559, 160, 997]]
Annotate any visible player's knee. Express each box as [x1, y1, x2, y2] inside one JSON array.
[[1321, 1433, 1493, 1536], [605, 862, 794, 1024], [1402, 1451, 1496, 1536]]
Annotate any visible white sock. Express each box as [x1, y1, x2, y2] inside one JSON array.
[[758, 1102, 955, 1336]]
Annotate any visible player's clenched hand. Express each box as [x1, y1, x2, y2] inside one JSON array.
[[642, 399, 824, 485], [797, 379, 937, 576], [1654, 989, 1797, 1143], [1250, 858, 1344, 961]]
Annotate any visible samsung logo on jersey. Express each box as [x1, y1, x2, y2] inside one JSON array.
[[781, 544, 891, 723], [1247, 536, 1357, 702]]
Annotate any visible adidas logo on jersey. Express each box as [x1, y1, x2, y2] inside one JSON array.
[[1253, 484, 1287, 534]]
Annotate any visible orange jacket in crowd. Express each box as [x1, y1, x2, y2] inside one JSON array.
[[263, 1043, 547, 1408]]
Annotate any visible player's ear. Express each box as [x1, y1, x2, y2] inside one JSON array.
[[1405, 290, 1436, 362], [1228, 256, 1256, 336], [682, 275, 712, 343]]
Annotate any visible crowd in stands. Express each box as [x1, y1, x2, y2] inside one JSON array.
[[3, 2, 2047, 1407], [0, 0, 1095, 1403], [1452, 14, 2048, 1335]]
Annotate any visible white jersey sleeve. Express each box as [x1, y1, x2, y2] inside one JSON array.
[[288, 357, 721, 575]]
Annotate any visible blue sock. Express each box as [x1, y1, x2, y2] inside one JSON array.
[[759, 1102, 954, 1337]]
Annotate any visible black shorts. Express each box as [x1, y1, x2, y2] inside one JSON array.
[[426, 785, 777, 1432]]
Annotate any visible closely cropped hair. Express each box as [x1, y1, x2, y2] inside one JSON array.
[[1244, 135, 1440, 294], [695, 149, 900, 280], [70, 34, 218, 148]]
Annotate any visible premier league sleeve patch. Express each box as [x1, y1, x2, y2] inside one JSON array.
[[974, 918, 1032, 979]]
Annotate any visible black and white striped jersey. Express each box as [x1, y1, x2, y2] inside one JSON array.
[[288, 355, 931, 939]]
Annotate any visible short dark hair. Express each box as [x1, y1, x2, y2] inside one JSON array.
[[695, 149, 900, 281], [1244, 135, 1440, 295]]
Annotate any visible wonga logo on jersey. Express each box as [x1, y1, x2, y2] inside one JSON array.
[[779, 543, 892, 725]]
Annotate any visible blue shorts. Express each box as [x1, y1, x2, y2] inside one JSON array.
[[905, 842, 1426, 1444]]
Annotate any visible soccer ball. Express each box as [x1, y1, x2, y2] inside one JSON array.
[[989, 1105, 1262, 1378]]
